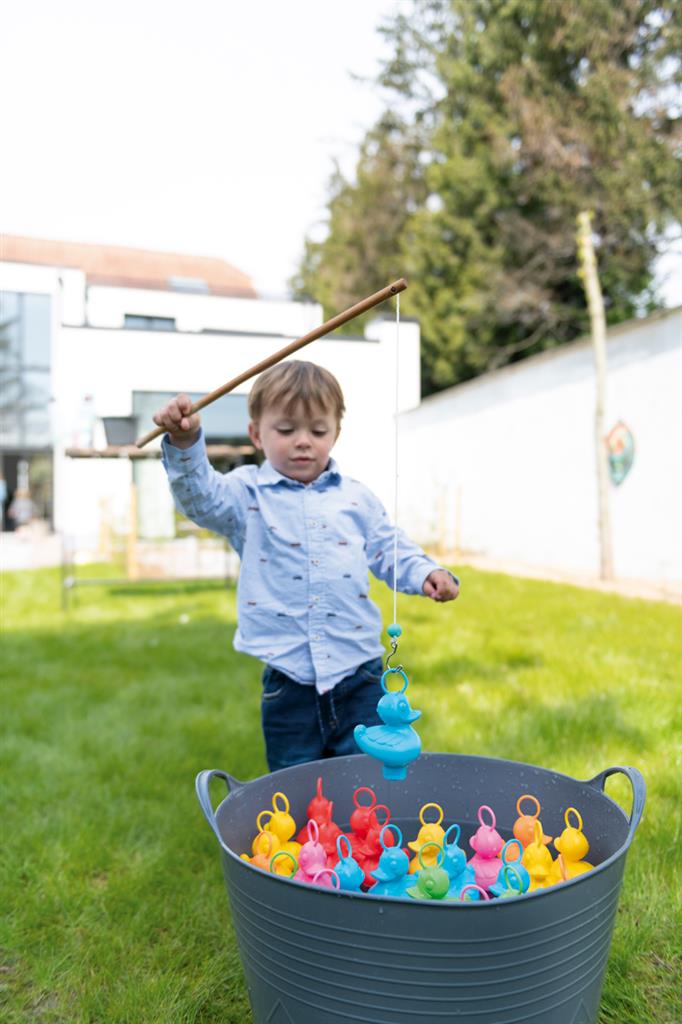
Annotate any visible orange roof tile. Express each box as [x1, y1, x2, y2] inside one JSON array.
[[1, 234, 256, 297]]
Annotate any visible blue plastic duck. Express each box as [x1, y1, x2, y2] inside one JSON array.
[[354, 668, 422, 781], [489, 839, 530, 898], [369, 825, 412, 898], [333, 834, 365, 893], [442, 824, 479, 899]]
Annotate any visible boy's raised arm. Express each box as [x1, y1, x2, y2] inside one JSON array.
[[158, 395, 245, 542], [365, 492, 459, 602], [153, 393, 201, 448]]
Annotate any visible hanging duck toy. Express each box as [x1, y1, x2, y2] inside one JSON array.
[[354, 625, 422, 781]]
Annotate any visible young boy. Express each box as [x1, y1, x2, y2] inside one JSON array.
[[155, 361, 459, 771]]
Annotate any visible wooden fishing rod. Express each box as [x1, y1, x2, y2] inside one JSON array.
[[135, 277, 407, 448]]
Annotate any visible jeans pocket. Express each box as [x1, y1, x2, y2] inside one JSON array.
[[262, 666, 287, 702], [262, 685, 285, 702], [357, 657, 384, 685]]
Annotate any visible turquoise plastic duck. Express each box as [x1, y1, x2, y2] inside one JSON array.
[[333, 834, 365, 893], [354, 669, 422, 781], [369, 825, 412, 898], [442, 824, 479, 899], [489, 839, 530, 897]]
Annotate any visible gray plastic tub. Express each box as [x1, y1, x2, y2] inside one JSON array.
[[196, 753, 644, 1024]]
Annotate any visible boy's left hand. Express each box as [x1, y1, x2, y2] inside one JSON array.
[[423, 570, 460, 603]]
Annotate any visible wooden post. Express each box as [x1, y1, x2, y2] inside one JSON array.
[[454, 484, 463, 561], [437, 489, 447, 558], [127, 482, 139, 581], [98, 497, 112, 561], [577, 211, 613, 581]]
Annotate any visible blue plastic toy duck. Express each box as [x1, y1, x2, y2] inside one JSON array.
[[369, 825, 412, 898], [442, 824, 479, 899], [489, 838, 530, 897], [333, 834, 365, 893], [354, 667, 422, 781]]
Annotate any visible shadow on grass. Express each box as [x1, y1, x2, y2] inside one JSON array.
[[103, 580, 232, 598]]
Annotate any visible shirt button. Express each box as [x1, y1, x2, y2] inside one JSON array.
[[313, 634, 321, 641], [312, 595, 320, 602], [310, 520, 318, 527], [311, 559, 319, 566]]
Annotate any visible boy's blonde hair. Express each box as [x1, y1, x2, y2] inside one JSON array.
[[248, 360, 345, 424]]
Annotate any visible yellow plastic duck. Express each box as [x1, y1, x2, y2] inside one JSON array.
[[242, 830, 280, 870], [408, 803, 445, 874], [521, 819, 555, 891], [269, 850, 298, 878], [255, 791, 301, 860], [549, 807, 593, 883]]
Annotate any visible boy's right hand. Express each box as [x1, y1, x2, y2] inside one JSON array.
[[153, 394, 201, 448]]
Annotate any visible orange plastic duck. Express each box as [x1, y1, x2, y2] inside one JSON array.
[[513, 795, 552, 848]]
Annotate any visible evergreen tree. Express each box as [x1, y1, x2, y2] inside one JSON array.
[[294, 0, 681, 394]]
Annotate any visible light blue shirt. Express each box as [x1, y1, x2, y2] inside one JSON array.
[[162, 430, 448, 694]]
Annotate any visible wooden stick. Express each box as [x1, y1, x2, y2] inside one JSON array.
[[135, 278, 408, 447]]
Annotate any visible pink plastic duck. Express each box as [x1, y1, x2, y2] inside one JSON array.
[[293, 820, 328, 883], [468, 805, 504, 890]]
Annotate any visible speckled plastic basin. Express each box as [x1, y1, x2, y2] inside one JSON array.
[[196, 753, 644, 1024]]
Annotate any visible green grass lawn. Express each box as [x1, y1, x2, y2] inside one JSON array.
[[1, 565, 681, 1023]]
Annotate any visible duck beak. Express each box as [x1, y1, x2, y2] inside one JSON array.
[[407, 710, 421, 722], [372, 868, 391, 882]]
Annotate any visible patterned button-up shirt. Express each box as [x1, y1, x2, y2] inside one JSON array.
[[162, 430, 445, 694]]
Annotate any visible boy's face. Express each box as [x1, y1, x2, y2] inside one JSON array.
[[248, 402, 340, 483]]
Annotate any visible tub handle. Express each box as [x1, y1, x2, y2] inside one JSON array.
[[585, 766, 646, 842], [195, 769, 244, 843]]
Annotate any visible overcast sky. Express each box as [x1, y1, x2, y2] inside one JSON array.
[[2, 0, 680, 304]]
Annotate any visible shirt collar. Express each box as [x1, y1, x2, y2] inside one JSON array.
[[257, 457, 341, 488]]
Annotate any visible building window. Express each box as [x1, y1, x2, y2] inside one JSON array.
[[132, 390, 250, 446], [0, 291, 52, 449], [124, 314, 176, 332]]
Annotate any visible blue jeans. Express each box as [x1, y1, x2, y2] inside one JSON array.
[[261, 657, 384, 772]]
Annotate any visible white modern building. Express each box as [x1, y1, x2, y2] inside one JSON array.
[[0, 235, 419, 564], [397, 306, 682, 593], [2, 234, 680, 593]]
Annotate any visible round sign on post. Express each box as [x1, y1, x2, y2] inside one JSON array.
[[606, 421, 635, 486]]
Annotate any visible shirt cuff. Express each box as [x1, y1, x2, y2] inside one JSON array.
[[161, 427, 207, 481], [408, 559, 440, 595], [413, 564, 460, 595]]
